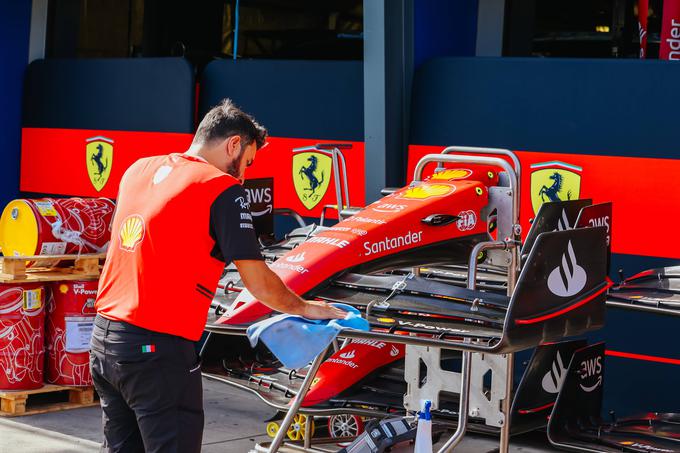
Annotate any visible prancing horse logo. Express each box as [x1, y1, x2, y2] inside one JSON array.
[[86, 136, 113, 192], [292, 151, 331, 210], [530, 161, 582, 215], [301, 155, 324, 194]]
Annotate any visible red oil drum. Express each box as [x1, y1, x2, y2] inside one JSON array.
[[0, 283, 46, 390], [46, 281, 97, 386], [0, 197, 115, 260]]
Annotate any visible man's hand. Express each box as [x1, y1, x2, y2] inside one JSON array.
[[235, 260, 348, 319], [301, 300, 347, 320]]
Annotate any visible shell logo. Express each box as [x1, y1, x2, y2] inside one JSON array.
[[429, 168, 472, 181], [119, 214, 145, 252], [397, 183, 455, 200], [59, 284, 69, 294]]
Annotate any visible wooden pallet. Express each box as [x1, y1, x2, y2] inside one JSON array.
[[0, 254, 105, 283], [0, 384, 98, 417]]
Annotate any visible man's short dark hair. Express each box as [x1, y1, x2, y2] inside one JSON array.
[[193, 99, 267, 149]]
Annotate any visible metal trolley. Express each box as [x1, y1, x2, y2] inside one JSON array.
[[204, 148, 610, 453]]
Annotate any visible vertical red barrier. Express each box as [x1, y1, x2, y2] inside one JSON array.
[[639, 0, 649, 58], [660, 0, 680, 60]]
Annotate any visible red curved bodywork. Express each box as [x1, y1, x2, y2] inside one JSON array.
[[217, 166, 499, 325], [301, 340, 405, 407]]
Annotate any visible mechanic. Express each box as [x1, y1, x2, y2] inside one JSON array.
[[90, 98, 346, 453]]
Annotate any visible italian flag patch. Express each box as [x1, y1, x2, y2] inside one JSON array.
[[141, 344, 156, 353]]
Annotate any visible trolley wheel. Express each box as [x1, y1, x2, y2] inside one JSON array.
[[266, 421, 280, 438], [286, 414, 315, 441], [328, 414, 364, 439]]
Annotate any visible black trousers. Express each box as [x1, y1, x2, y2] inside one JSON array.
[[90, 315, 204, 453]]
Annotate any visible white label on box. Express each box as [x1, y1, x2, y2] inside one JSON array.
[[39, 242, 67, 255], [65, 317, 95, 352], [23, 288, 43, 310]]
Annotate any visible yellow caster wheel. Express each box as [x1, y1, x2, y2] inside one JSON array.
[[286, 414, 315, 441], [266, 421, 280, 438]]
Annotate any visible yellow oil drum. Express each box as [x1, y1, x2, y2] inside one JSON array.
[[0, 198, 115, 260]]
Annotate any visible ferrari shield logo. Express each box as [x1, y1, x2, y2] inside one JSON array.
[[530, 161, 582, 214], [293, 151, 331, 210], [86, 136, 113, 192]]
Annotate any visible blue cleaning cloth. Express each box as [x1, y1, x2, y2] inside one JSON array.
[[246, 303, 369, 369]]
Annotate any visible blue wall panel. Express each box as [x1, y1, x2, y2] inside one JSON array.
[[23, 58, 195, 132], [200, 60, 364, 141], [414, 0, 478, 68], [597, 307, 680, 415], [411, 57, 680, 159], [0, 0, 31, 210]]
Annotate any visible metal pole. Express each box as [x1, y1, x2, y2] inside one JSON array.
[[28, 0, 49, 63], [268, 345, 331, 453], [207, 324, 500, 353], [413, 151, 522, 293], [499, 353, 514, 453], [466, 240, 516, 453], [468, 241, 510, 289], [507, 244, 520, 295], [440, 146, 521, 181], [437, 350, 472, 453], [436, 241, 510, 452], [331, 152, 344, 221], [606, 300, 680, 318], [233, 0, 240, 60], [304, 415, 314, 449], [413, 154, 519, 229], [335, 148, 351, 210]]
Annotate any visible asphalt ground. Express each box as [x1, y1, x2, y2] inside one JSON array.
[[0, 378, 554, 452]]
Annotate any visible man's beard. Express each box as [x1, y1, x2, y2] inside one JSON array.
[[226, 146, 246, 180]]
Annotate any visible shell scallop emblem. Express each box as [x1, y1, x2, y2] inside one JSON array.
[[397, 183, 456, 200], [119, 214, 145, 252], [429, 168, 472, 181]]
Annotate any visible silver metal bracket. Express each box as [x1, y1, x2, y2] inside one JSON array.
[[403, 346, 508, 428]]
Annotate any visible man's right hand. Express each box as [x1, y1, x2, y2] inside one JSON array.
[[301, 300, 347, 320]]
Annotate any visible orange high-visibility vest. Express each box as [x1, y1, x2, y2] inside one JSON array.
[[96, 154, 240, 341]]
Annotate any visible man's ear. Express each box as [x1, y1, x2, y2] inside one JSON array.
[[225, 135, 242, 158]]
